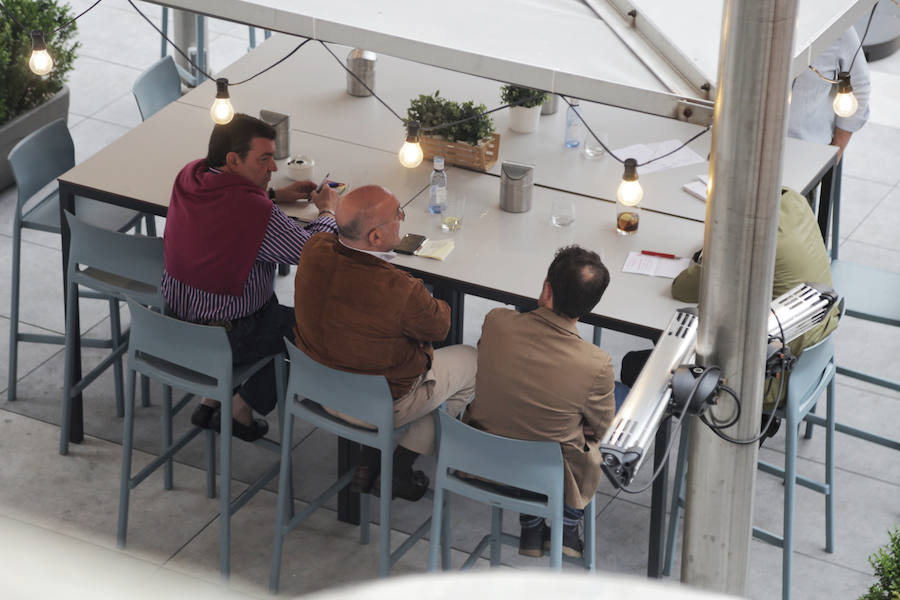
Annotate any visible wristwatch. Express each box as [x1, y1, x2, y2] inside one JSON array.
[[318, 209, 336, 218], [268, 187, 276, 202]]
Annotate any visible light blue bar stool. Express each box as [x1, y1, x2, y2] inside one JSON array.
[[7, 119, 149, 404], [818, 188, 900, 451], [664, 334, 837, 600], [60, 212, 164, 456], [118, 300, 287, 578], [427, 411, 596, 571], [270, 340, 431, 592], [133, 55, 182, 121]]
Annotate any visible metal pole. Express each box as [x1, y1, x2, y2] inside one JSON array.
[[681, 0, 797, 595]]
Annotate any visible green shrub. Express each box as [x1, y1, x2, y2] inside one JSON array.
[[0, 0, 79, 126], [860, 528, 900, 600], [499, 84, 548, 109], [407, 91, 495, 145]]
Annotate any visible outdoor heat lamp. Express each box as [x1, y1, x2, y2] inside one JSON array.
[[599, 283, 839, 489]]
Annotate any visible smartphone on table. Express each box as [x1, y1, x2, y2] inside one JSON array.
[[394, 233, 427, 255]]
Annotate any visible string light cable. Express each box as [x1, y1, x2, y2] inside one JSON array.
[[807, 3, 876, 118], [0, 0, 103, 75]]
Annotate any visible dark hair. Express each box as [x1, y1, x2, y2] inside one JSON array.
[[206, 113, 276, 167], [546, 245, 610, 319]]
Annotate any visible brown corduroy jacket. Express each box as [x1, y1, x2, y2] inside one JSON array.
[[293, 233, 450, 399]]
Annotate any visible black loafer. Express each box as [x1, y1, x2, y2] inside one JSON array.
[[371, 469, 429, 502], [210, 412, 269, 442], [519, 522, 547, 558], [190, 404, 219, 429]]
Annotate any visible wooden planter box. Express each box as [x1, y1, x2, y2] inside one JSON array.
[[420, 133, 500, 171]]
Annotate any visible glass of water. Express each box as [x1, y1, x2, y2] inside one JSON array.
[[551, 200, 575, 227], [582, 131, 608, 159], [441, 193, 466, 232]]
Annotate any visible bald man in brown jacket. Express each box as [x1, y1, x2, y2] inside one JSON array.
[[464, 245, 615, 558], [294, 185, 476, 501]]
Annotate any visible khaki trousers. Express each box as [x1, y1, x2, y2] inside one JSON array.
[[326, 344, 477, 455]]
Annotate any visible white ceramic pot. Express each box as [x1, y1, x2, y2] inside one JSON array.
[[509, 105, 541, 134]]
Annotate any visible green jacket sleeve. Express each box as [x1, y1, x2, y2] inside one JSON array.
[[671, 260, 701, 303]]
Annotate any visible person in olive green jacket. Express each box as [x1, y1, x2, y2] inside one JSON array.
[[670, 187, 841, 410]]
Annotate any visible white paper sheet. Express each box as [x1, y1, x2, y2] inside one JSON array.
[[622, 251, 690, 278], [612, 139, 706, 175]]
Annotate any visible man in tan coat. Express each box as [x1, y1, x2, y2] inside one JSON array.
[[465, 245, 615, 558], [294, 185, 476, 501]]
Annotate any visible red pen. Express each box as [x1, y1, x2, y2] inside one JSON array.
[[641, 250, 677, 259]]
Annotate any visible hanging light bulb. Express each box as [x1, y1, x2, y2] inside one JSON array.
[[210, 78, 235, 125], [617, 158, 643, 206], [398, 121, 424, 168], [832, 71, 858, 118], [28, 31, 53, 76]]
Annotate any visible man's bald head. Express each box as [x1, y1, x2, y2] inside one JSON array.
[[337, 185, 401, 250]]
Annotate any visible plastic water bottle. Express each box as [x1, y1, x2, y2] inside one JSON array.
[[564, 98, 582, 148], [429, 156, 447, 214]]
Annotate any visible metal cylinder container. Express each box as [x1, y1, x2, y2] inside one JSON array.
[[259, 109, 290, 160], [346, 49, 376, 97], [499, 162, 534, 213]]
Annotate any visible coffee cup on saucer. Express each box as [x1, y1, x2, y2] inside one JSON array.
[[286, 155, 315, 181]]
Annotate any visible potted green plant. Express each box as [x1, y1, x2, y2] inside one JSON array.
[[0, 0, 79, 189], [500, 85, 548, 134], [860, 527, 900, 600], [407, 91, 499, 171]]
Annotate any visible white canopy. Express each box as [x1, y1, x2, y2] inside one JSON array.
[[156, 0, 875, 124]]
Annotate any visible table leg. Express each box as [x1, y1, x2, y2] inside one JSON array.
[[337, 438, 361, 525], [432, 285, 464, 347], [817, 161, 841, 244], [647, 417, 670, 578], [59, 182, 84, 444]]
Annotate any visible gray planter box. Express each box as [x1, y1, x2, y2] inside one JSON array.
[[0, 85, 70, 191]]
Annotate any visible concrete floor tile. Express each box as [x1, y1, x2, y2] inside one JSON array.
[[837, 175, 893, 241], [70, 116, 130, 163], [0, 316, 65, 395], [72, 2, 162, 72], [848, 183, 900, 251], [0, 411, 241, 565], [165, 488, 478, 596], [0, 234, 112, 334], [841, 123, 900, 186], [66, 56, 142, 120], [868, 70, 900, 129], [94, 92, 146, 130], [835, 239, 900, 273], [833, 315, 900, 399], [593, 497, 651, 576]]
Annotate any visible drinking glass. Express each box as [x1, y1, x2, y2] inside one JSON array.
[[550, 200, 575, 227], [441, 193, 466, 232], [582, 131, 608, 159]]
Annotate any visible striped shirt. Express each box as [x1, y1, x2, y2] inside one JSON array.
[[162, 206, 336, 323]]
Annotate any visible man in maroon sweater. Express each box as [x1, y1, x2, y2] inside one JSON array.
[[294, 185, 477, 499]]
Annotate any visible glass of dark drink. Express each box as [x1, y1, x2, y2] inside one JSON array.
[[616, 209, 639, 235]]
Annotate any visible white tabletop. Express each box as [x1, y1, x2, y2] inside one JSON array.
[[179, 35, 837, 223], [58, 102, 430, 219], [395, 167, 704, 334]]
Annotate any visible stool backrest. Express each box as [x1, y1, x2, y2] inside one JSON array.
[[8, 118, 73, 212], [133, 55, 182, 120], [284, 341, 394, 431], [126, 299, 232, 398], [787, 334, 835, 413], [436, 411, 563, 501], [65, 211, 164, 309]]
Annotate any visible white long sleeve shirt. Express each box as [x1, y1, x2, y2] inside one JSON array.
[[788, 28, 871, 145]]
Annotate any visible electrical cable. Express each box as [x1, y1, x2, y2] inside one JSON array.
[[699, 308, 788, 445], [559, 95, 710, 167], [318, 40, 407, 123], [808, 4, 876, 82], [0, 0, 103, 36], [617, 366, 721, 495]]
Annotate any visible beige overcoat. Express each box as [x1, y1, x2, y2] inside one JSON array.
[[464, 307, 615, 509]]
